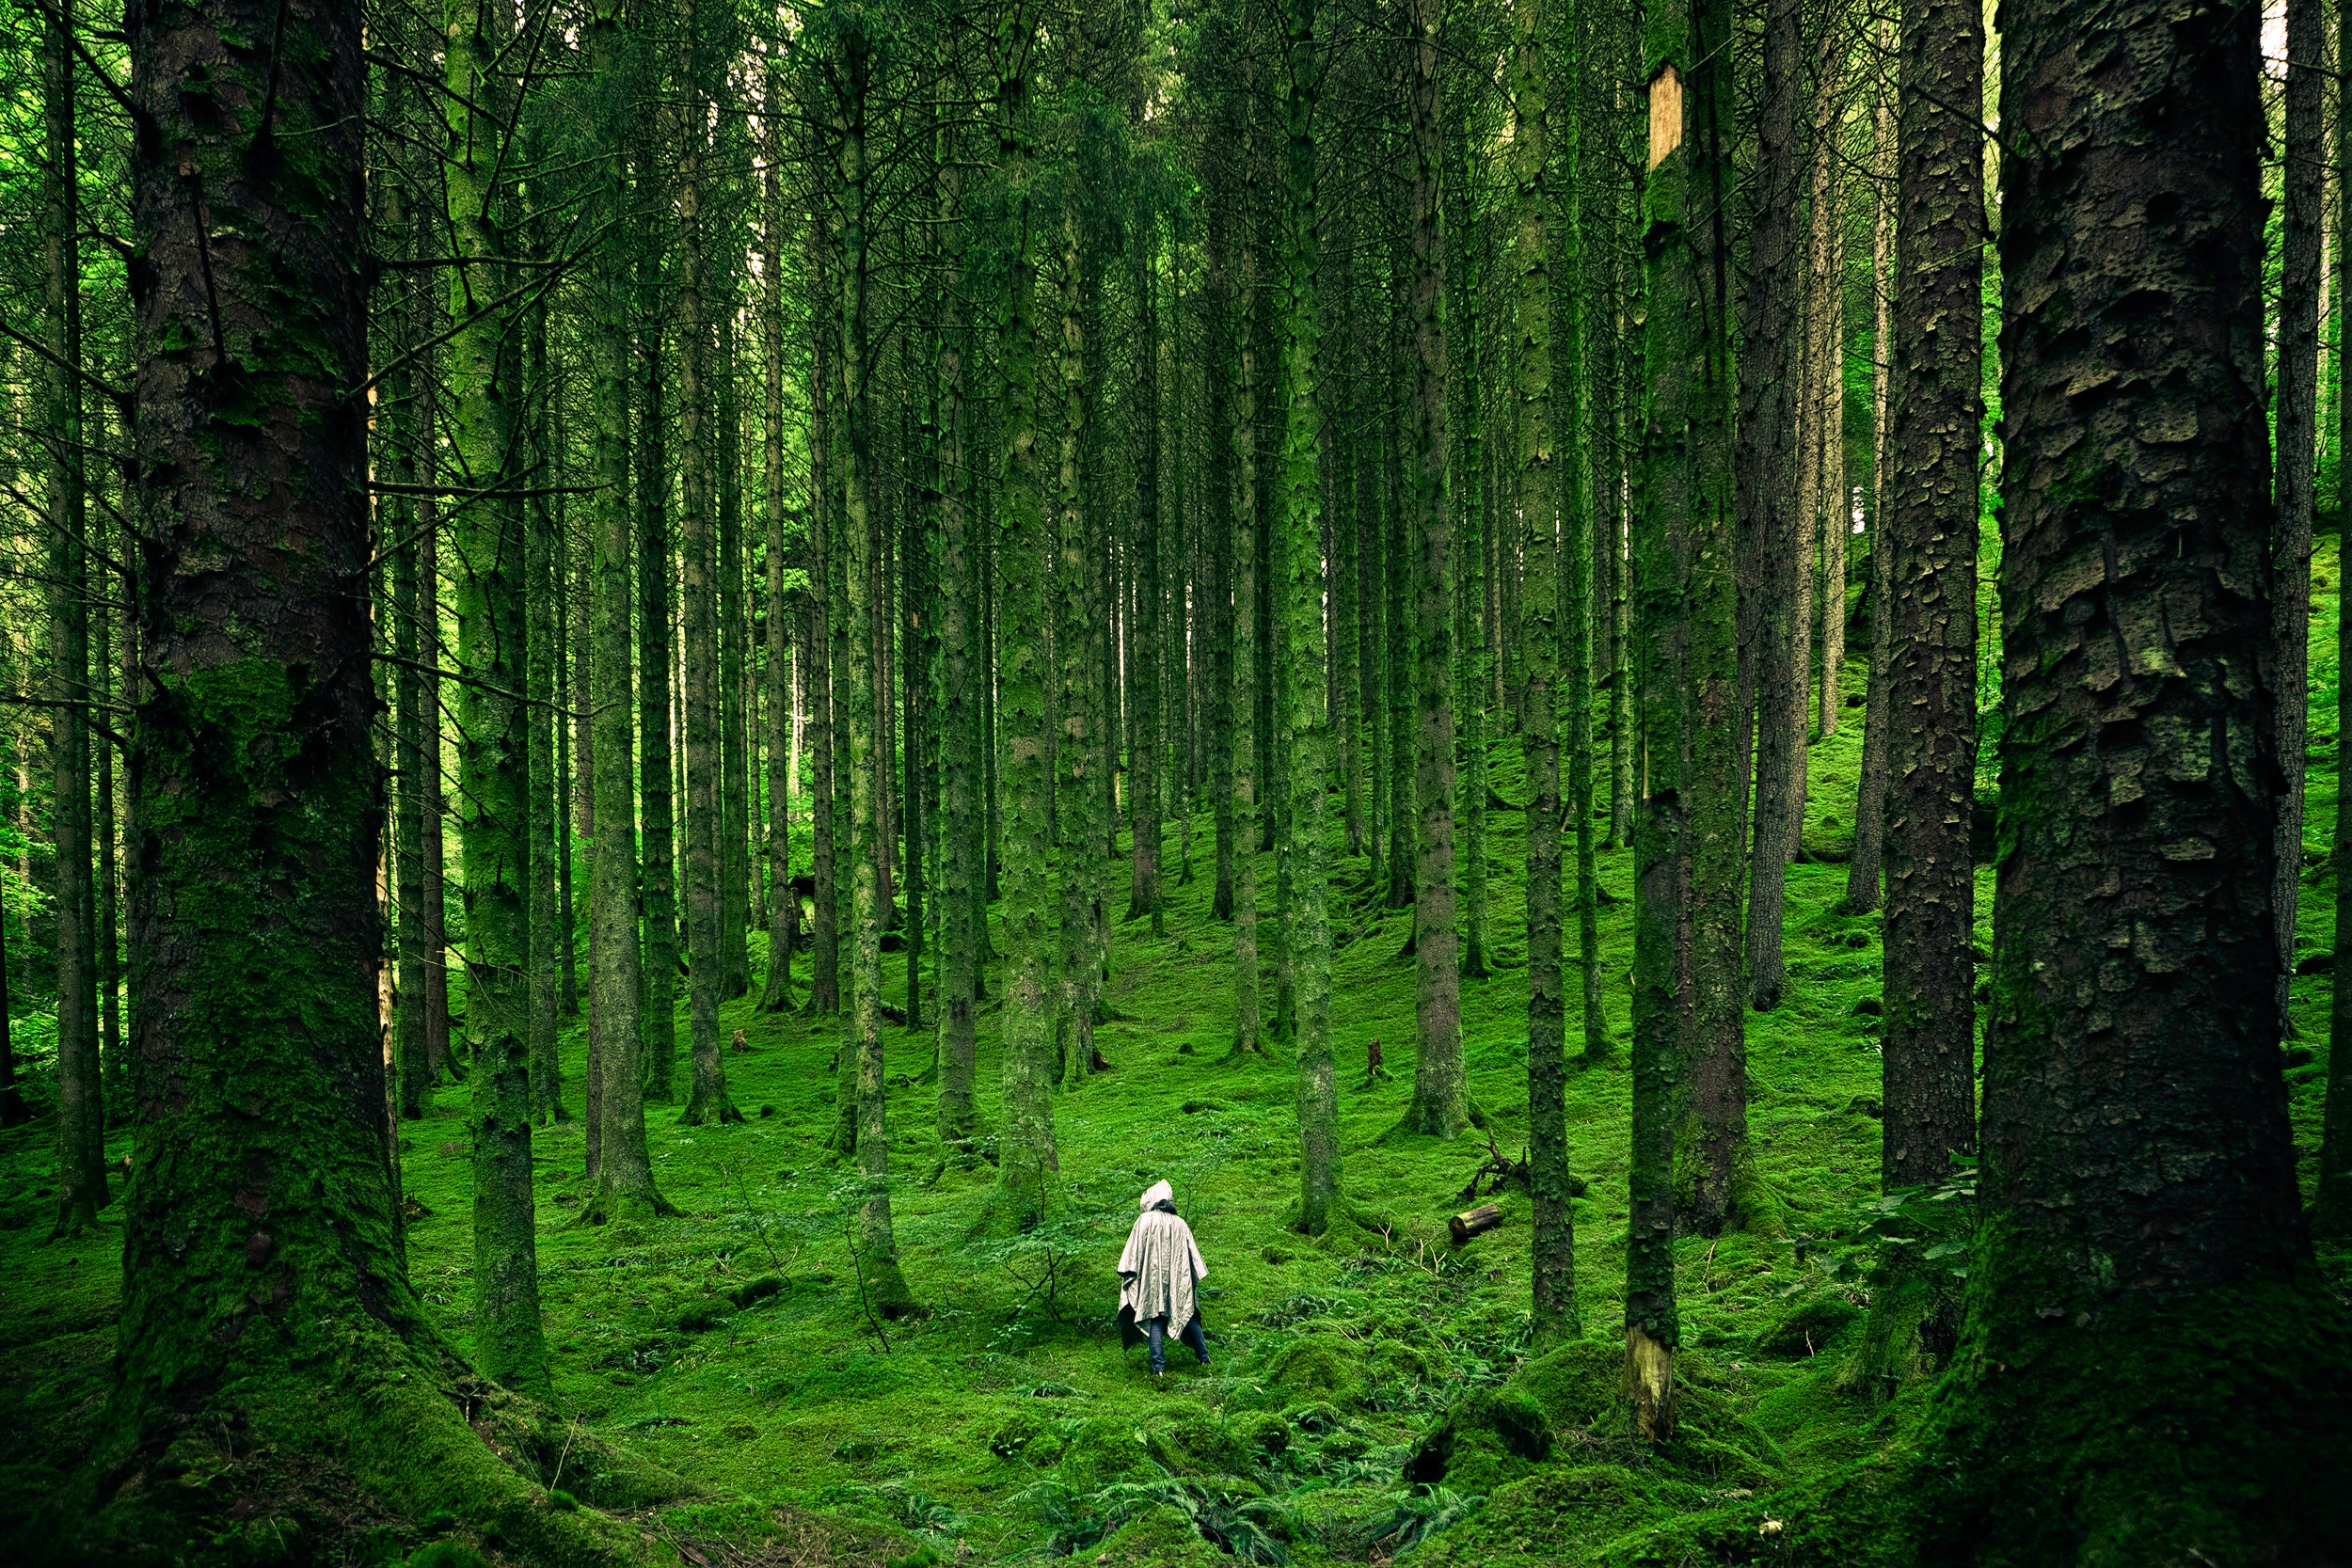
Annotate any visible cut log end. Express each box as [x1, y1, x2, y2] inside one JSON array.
[[1450, 1203, 1504, 1245]]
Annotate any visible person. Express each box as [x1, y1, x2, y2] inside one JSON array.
[[1115, 1180, 1210, 1377]]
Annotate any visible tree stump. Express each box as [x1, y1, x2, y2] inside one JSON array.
[[1450, 1203, 1504, 1245]]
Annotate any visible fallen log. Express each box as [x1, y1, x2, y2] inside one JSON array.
[[1450, 1203, 1504, 1245]]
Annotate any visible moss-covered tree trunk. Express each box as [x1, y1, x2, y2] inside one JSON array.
[[807, 213, 842, 1020], [937, 117, 981, 1140], [1277, 0, 1338, 1234], [638, 283, 679, 1102], [1457, 207, 1489, 987], [989, 6, 1060, 1229], [1738, 0, 1804, 1011], [1055, 194, 1104, 1085], [1403, 0, 1466, 1139], [525, 279, 565, 1128], [1516, 0, 1575, 1340], [1915, 8, 2352, 1552], [582, 0, 667, 1224], [1128, 185, 1164, 933], [106, 0, 657, 1541], [390, 220, 433, 1118], [43, 0, 104, 1236], [678, 4, 739, 1130], [1560, 0, 1605, 1067], [758, 46, 797, 1016]]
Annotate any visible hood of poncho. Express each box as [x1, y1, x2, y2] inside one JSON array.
[[1138, 1180, 1174, 1212]]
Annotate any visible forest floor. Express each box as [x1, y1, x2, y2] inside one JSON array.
[[4, 562, 2347, 1565]]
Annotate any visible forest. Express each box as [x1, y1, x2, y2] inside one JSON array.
[[0, 0, 2347, 1560]]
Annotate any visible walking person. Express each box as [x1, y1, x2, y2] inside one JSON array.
[[1115, 1180, 1211, 1377]]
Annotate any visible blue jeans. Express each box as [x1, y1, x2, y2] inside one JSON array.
[[1147, 1315, 1210, 1374]]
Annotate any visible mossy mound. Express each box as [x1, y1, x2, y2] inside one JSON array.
[[1090, 1502, 1232, 1568], [1148, 1412, 1249, 1479], [1756, 1286, 1865, 1358], [1513, 1335, 1626, 1433], [1402, 1386, 1551, 1492], [1230, 1411, 1291, 1456], [1261, 1338, 1362, 1406], [1052, 1417, 1159, 1493]]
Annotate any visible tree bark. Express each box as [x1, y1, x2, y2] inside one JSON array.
[[1740, 0, 1804, 1012], [2275, 0, 2325, 1037], [1516, 0, 1576, 1343], [988, 9, 1060, 1230], [1404, 0, 1466, 1138], [2324, 0, 2352, 1242], [758, 44, 797, 1016], [1926, 8, 2348, 1552], [44, 0, 105, 1236], [1880, 0, 1981, 1200], [1845, 39, 1897, 913], [638, 265, 679, 1102]]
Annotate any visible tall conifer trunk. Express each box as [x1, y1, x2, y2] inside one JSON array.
[[1921, 8, 2352, 1550], [1403, 0, 1467, 1138], [2276, 0, 2325, 1036], [44, 0, 104, 1235]]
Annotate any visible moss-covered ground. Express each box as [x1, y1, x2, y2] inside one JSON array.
[[4, 546, 2346, 1564]]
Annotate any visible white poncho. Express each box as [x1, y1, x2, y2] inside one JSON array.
[[1116, 1180, 1208, 1338]]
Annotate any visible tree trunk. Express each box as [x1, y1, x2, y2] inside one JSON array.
[[936, 115, 980, 1141], [2324, 0, 2352, 1242], [988, 13, 1060, 1231], [1279, 0, 1339, 1236], [808, 221, 842, 1020], [1881, 0, 1981, 1199], [1928, 9, 2348, 1553], [1740, 0, 1804, 1012], [44, 0, 104, 1236], [1055, 196, 1104, 1085], [1404, 0, 1466, 1139], [759, 47, 797, 1016], [525, 273, 565, 1128], [445, 0, 548, 1393], [721, 315, 753, 1006], [678, 10, 739, 1130], [638, 271, 680, 1103], [1516, 0, 1576, 1343], [1128, 184, 1165, 932], [2276, 0, 2325, 1037], [1845, 38, 1897, 914], [1563, 1, 1606, 1067]]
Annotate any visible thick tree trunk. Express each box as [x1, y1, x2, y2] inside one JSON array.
[[1404, 0, 1467, 1138], [526, 296, 565, 1127], [1740, 0, 1804, 1012], [1921, 9, 2352, 1553], [1881, 0, 1980, 1199], [1128, 190, 1164, 932], [1458, 216, 1489, 986], [937, 140, 980, 1141]]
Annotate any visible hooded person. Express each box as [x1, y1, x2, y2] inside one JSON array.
[[1115, 1180, 1211, 1376]]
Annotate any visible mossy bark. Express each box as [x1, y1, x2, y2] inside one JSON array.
[[677, 11, 739, 1131], [526, 282, 566, 1129], [1128, 191, 1165, 933], [936, 115, 981, 1142], [103, 0, 657, 1551], [989, 15, 1060, 1230], [758, 50, 798, 1018], [1514, 0, 1575, 1344], [1909, 9, 2352, 1557], [1278, 0, 1339, 1237], [1403, 0, 1467, 1140], [1054, 196, 1105, 1086], [444, 0, 549, 1396], [637, 297, 679, 1103]]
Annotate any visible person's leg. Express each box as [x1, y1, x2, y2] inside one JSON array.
[[1146, 1316, 1168, 1374], [1180, 1317, 1210, 1367]]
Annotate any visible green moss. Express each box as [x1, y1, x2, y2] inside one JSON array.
[[1262, 1337, 1363, 1406], [1403, 1386, 1551, 1492]]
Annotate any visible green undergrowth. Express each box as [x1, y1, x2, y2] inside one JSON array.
[[3, 611, 2346, 1562]]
